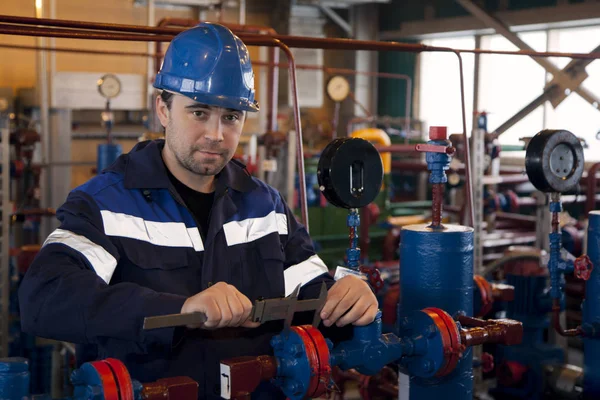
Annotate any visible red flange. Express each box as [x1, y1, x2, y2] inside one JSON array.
[[103, 359, 134, 400], [89, 360, 120, 400], [291, 325, 332, 398], [422, 308, 461, 377], [474, 275, 494, 318]]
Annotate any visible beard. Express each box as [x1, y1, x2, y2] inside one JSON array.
[[166, 120, 231, 176]]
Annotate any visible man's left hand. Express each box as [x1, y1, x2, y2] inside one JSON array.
[[320, 275, 378, 327]]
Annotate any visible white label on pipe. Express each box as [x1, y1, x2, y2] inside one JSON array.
[[220, 364, 232, 399], [399, 372, 410, 400]]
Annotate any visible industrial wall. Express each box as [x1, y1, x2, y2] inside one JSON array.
[[0, 0, 275, 188]]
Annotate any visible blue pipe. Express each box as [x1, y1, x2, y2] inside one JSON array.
[[97, 143, 122, 174], [399, 224, 474, 399], [583, 211, 600, 398], [548, 202, 574, 300]]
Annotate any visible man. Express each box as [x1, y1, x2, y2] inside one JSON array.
[[18, 23, 378, 399]]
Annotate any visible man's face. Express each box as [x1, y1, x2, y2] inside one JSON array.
[[157, 94, 245, 176]]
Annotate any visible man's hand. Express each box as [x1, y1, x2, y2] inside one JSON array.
[[320, 275, 378, 327], [181, 282, 260, 329]]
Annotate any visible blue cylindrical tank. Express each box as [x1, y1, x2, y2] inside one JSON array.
[[97, 143, 122, 173], [0, 358, 30, 400], [399, 224, 474, 399], [584, 211, 600, 399]]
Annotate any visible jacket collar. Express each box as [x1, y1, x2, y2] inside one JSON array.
[[117, 139, 257, 193]]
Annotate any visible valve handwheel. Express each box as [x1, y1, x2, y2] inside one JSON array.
[[574, 254, 593, 281], [481, 352, 495, 374], [359, 266, 384, 293]]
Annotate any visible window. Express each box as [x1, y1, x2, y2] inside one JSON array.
[[419, 37, 475, 136], [418, 27, 600, 161], [478, 32, 547, 145]]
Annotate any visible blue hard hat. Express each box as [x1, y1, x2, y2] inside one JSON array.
[[154, 22, 259, 112]]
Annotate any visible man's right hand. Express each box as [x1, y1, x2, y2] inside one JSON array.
[[181, 282, 260, 329]]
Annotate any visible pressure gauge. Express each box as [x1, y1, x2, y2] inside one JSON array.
[[97, 74, 122, 99], [525, 129, 584, 193], [326, 75, 350, 102]]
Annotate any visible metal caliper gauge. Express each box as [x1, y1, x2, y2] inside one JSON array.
[[326, 75, 350, 103], [525, 129, 584, 193], [317, 138, 383, 208], [97, 74, 122, 99]]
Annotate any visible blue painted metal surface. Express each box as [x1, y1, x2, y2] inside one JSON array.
[[583, 211, 600, 398], [271, 310, 457, 399], [0, 358, 30, 400], [493, 274, 564, 400], [97, 143, 122, 174], [399, 224, 474, 399], [346, 209, 361, 269], [331, 311, 448, 377], [548, 203, 574, 300], [271, 329, 328, 400]]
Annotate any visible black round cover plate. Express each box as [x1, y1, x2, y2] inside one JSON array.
[[525, 129, 584, 193], [317, 138, 384, 208]]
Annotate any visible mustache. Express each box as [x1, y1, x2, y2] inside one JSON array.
[[192, 145, 225, 154]]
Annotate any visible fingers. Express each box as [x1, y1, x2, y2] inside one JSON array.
[[335, 297, 371, 327], [321, 276, 380, 327], [227, 291, 246, 327], [322, 284, 353, 327], [233, 289, 256, 327], [202, 298, 222, 329], [352, 304, 379, 326]]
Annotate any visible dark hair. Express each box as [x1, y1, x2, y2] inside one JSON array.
[[160, 90, 174, 110]]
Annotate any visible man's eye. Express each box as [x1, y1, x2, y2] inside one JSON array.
[[224, 114, 240, 122], [193, 111, 205, 117]]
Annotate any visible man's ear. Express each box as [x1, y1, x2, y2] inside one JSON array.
[[156, 95, 169, 128]]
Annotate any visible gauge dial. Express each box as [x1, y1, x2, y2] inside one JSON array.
[[326, 75, 350, 102], [97, 74, 122, 99]]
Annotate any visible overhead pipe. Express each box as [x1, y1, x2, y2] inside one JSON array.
[[240, 36, 310, 231], [5, 16, 600, 60], [11, 19, 600, 227]]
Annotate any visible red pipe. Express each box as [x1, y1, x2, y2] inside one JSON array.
[[0, 43, 152, 57], [5, 16, 600, 60], [0, 23, 174, 41], [552, 298, 582, 337], [375, 144, 417, 153], [586, 162, 600, 214], [0, 14, 184, 35], [241, 37, 310, 230]]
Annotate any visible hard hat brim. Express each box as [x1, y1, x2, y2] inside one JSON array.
[[179, 91, 260, 113]]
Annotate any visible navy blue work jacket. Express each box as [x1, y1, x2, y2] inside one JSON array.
[[18, 140, 335, 399]]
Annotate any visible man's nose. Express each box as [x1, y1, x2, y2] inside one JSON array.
[[204, 116, 224, 142]]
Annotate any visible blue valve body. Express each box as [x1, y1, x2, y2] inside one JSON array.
[[425, 139, 451, 184]]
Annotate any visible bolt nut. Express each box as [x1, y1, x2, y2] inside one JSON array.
[[422, 359, 434, 373], [399, 317, 410, 330], [427, 324, 438, 338], [270, 336, 283, 350]]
